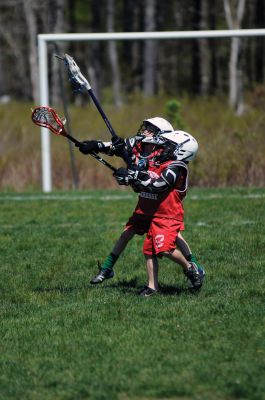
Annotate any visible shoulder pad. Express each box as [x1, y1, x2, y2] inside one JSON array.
[[166, 160, 188, 171]]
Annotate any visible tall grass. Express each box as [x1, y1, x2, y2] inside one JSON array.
[[0, 92, 265, 191]]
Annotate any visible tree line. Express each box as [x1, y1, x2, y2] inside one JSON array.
[[0, 0, 264, 114]]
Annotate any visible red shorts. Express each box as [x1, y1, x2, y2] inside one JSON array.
[[124, 213, 184, 256], [143, 217, 184, 255]]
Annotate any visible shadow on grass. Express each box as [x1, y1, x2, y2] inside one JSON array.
[[106, 278, 141, 294], [159, 284, 183, 296], [107, 279, 189, 296], [33, 279, 198, 297], [32, 278, 141, 295]]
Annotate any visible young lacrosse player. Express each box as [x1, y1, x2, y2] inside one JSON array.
[[78, 118, 205, 294]]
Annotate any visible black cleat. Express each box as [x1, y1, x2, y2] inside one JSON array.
[[138, 286, 158, 297], [185, 262, 205, 290], [90, 267, 114, 284]]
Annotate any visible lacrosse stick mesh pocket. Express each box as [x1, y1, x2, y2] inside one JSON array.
[[32, 107, 64, 135]]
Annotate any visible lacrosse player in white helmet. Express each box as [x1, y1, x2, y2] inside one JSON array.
[[111, 129, 205, 294], [77, 116, 174, 160], [78, 119, 205, 294]]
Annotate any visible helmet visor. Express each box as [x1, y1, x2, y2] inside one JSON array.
[[137, 122, 160, 136]]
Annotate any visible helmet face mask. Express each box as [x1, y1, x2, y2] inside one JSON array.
[[136, 120, 198, 162], [138, 117, 174, 144], [138, 122, 160, 135]]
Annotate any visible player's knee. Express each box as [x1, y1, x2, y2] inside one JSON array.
[[160, 251, 170, 257], [121, 229, 135, 241], [160, 250, 174, 258]]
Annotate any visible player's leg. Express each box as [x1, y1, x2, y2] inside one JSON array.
[[151, 218, 205, 290], [176, 232, 192, 259], [90, 228, 135, 284], [138, 228, 159, 296], [90, 213, 151, 285], [145, 255, 159, 290], [162, 248, 190, 270], [138, 255, 159, 297], [176, 232, 205, 274], [101, 228, 136, 271], [162, 249, 205, 290]]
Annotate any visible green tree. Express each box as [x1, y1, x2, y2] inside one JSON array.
[[166, 99, 186, 130]]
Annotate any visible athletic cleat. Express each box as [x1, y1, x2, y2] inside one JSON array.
[[90, 267, 114, 284], [185, 262, 205, 290], [138, 286, 158, 297]]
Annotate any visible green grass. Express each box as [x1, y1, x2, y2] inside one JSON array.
[[0, 187, 264, 400]]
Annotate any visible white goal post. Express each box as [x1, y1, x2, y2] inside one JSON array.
[[38, 29, 265, 192]]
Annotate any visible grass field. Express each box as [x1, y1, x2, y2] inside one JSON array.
[[0, 187, 264, 400]]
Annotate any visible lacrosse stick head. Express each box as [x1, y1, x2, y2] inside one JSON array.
[[58, 53, 91, 92], [31, 106, 66, 136]]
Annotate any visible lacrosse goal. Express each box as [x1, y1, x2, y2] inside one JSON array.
[[38, 29, 265, 192]]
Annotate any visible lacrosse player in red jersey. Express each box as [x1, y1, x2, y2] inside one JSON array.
[[78, 118, 205, 295]]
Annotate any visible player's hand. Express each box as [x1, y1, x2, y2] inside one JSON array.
[[78, 140, 105, 154], [113, 166, 149, 186], [127, 167, 140, 182], [113, 167, 129, 185], [111, 136, 125, 156], [127, 167, 150, 183]]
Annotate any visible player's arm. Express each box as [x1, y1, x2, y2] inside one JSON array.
[[133, 162, 183, 193], [78, 136, 135, 157], [78, 140, 112, 155], [114, 162, 185, 193]]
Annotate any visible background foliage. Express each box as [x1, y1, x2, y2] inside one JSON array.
[[0, 0, 264, 104], [0, 94, 265, 191], [0, 1, 265, 190]]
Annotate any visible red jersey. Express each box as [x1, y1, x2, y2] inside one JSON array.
[[133, 157, 186, 221]]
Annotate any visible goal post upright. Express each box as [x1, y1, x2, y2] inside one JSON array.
[[38, 29, 265, 192], [38, 36, 51, 192]]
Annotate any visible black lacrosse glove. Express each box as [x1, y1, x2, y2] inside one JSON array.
[[113, 167, 129, 186], [78, 140, 105, 155], [113, 166, 149, 186], [128, 168, 151, 184], [111, 136, 126, 156], [114, 166, 139, 185], [126, 166, 141, 182]]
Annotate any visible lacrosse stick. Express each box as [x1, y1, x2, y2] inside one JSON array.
[[56, 54, 133, 167], [31, 106, 117, 173]]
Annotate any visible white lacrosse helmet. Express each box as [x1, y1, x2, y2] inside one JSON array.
[[140, 117, 174, 144], [144, 117, 174, 133], [160, 130, 198, 161]]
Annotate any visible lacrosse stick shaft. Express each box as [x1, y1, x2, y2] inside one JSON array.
[[90, 153, 117, 172], [87, 89, 133, 168], [60, 54, 133, 167], [64, 133, 81, 147], [88, 89, 117, 138], [64, 134, 117, 172], [59, 54, 117, 139]]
